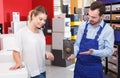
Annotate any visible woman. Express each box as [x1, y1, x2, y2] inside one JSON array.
[[10, 6, 54, 78]]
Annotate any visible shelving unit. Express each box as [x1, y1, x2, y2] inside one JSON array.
[[117, 44, 120, 78], [104, 2, 120, 78]]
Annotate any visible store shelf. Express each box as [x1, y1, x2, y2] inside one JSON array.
[[104, 2, 120, 78]]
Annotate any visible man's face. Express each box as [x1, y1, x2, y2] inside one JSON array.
[[88, 9, 102, 26]]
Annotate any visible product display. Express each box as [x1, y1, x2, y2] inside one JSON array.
[[12, 12, 20, 22], [0, 50, 14, 63], [112, 14, 120, 20], [0, 34, 15, 50], [0, 62, 28, 78], [11, 21, 27, 34], [112, 4, 120, 11], [103, 2, 120, 77], [0, 50, 28, 78], [105, 5, 111, 12], [104, 14, 110, 20], [63, 40, 74, 59]]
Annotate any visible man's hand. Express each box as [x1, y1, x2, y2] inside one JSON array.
[[67, 54, 75, 62], [79, 49, 93, 55]]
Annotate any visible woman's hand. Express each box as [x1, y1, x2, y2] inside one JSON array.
[[45, 52, 54, 61], [10, 50, 24, 70], [9, 63, 24, 70]]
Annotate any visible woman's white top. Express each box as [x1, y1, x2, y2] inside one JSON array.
[[14, 26, 46, 77]]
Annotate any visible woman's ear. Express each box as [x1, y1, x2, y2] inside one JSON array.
[[31, 14, 35, 20]]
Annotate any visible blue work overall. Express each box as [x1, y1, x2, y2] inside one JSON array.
[[74, 22, 106, 78]]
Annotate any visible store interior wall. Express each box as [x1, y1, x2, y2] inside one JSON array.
[[0, 0, 54, 44], [0, 0, 3, 24], [0, 0, 32, 34]]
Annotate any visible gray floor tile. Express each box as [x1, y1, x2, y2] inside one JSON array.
[[46, 60, 74, 78]]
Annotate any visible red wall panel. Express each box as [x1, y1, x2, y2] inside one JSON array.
[[0, 0, 4, 23], [1, 0, 53, 44], [3, 0, 32, 33], [45, 35, 52, 45], [32, 0, 54, 21]]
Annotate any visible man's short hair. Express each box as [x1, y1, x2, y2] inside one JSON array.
[[90, 1, 105, 16]]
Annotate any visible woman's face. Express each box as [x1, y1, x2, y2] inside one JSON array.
[[32, 12, 47, 29]]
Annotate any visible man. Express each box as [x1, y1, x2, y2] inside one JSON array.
[[68, 1, 114, 78]]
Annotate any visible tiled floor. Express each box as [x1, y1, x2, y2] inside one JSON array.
[[46, 60, 73, 78]]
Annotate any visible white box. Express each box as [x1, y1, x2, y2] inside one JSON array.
[[0, 50, 14, 63], [12, 12, 20, 22], [0, 34, 16, 50], [52, 32, 64, 50], [11, 21, 27, 34], [0, 62, 28, 78], [112, 4, 120, 11], [105, 5, 111, 12], [103, 14, 110, 20], [52, 18, 71, 32], [52, 32, 71, 50]]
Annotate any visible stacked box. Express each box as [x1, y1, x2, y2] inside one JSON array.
[[52, 18, 71, 50], [52, 32, 71, 50], [52, 18, 71, 33], [52, 18, 73, 67]]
